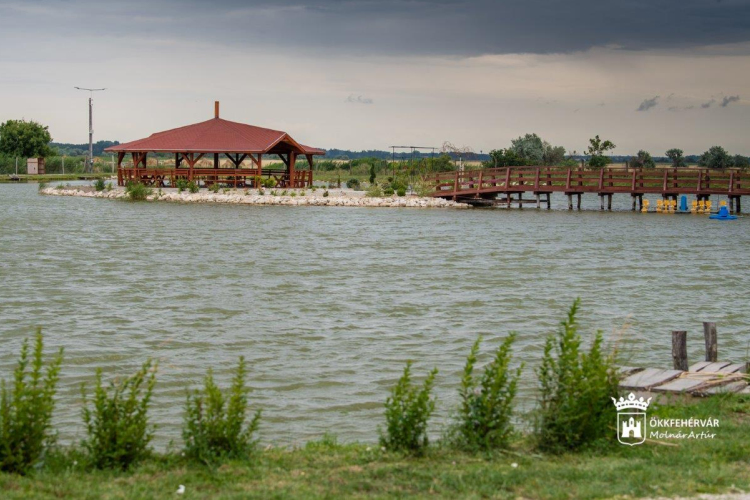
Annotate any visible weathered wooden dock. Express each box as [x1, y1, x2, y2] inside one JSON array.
[[432, 166, 749, 212], [618, 322, 749, 397]]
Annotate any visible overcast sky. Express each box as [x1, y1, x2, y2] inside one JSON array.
[[1, 0, 749, 155]]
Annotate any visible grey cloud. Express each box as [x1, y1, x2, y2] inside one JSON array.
[[3, 0, 750, 56], [721, 95, 740, 107], [637, 96, 659, 111], [345, 94, 373, 104], [701, 99, 716, 108]]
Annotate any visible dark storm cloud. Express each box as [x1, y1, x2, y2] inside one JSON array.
[[5, 0, 750, 56], [721, 95, 740, 106], [637, 96, 659, 111]]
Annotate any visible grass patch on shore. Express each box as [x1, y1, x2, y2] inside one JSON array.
[[0, 173, 112, 183], [2, 395, 749, 499]]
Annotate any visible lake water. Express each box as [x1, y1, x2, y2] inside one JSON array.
[[1, 183, 748, 447]]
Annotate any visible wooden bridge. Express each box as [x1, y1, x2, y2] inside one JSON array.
[[432, 167, 748, 212]]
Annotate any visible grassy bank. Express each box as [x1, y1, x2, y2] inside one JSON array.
[[0, 173, 113, 183], [2, 395, 748, 499]]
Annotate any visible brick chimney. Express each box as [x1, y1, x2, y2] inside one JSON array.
[[214, 101, 220, 119]]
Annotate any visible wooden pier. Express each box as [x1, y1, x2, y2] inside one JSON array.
[[619, 322, 749, 397], [432, 167, 749, 212]]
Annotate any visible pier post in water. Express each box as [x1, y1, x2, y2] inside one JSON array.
[[703, 322, 718, 362], [600, 195, 605, 211], [577, 193, 582, 210], [567, 194, 573, 210], [608, 194, 613, 211], [672, 330, 688, 371]]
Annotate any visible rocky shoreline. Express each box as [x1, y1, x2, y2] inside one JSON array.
[[40, 186, 469, 209]]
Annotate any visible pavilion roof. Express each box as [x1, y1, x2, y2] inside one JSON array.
[[105, 107, 325, 156]]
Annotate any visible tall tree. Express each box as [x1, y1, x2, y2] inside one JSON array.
[[585, 135, 615, 168], [665, 148, 686, 168], [733, 154, 749, 169], [0, 119, 54, 158], [698, 146, 734, 169], [630, 150, 655, 169]]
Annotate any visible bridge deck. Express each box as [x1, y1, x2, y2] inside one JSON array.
[[432, 167, 750, 203]]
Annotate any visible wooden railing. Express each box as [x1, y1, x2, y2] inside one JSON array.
[[433, 167, 748, 198], [118, 167, 313, 189]]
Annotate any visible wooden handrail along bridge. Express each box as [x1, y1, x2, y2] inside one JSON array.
[[431, 166, 748, 212]]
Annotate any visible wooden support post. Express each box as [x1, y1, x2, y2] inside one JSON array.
[[214, 153, 219, 169], [672, 330, 688, 371], [703, 322, 718, 362], [638, 195, 643, 211], [289, 151, 296, 188], [518, 192, 523, 209], [632, 195, 636, 211], [536, 193, 540, 209], [600, 195, 604, 211], [567, 194, 573, 210], [608, 194, 613, 211], [577, 193, 582, 210], [737, 196, 742, 214], [546, 193, 551, 210]]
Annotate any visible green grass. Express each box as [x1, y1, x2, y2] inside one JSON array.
[[0, 173, 112, 183], [1, 395, 749, 499]]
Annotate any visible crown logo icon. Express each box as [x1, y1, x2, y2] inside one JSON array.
[[612, 393, 651, 412]]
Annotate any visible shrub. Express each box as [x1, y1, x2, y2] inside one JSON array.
[[37, 181, 48, 191], [257, 188, 264, 196], [323, 190, 329, 197], [262, 178, 276, 189], [290, 191, 297, 197], [535, 299, 619, 452], [175, 179, 188, 192], [396, 187, 407, 197], [55, 183, 65, 190], [93, 178, 106, 192], [124, 182, 152, 201], [183, 357, 261, 465], [106, 182, 113, 191], [452, 335, 521, 451], [0, 329, 63, 474], [81, 361, 157, 470], [188, 181, 199, 193], [208, 183, 220, 193], [366, 184, 383, 198], [413, 177, 434, 197], [383, 187, 395, 196], [346, 178, 361, 190], [380, 361, 437, 454]]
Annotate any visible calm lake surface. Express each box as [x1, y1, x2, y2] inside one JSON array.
[[1, 183, 749, 447]]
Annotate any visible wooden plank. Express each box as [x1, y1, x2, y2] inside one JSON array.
[[653, 377, 709, 393], [698, 381, 748, 395], [618, 366, 645, 377], [718, 363, 747, 374], [698, 361, 733, 373], [619, 368, 682, 390], [689, 361, 712, 372]]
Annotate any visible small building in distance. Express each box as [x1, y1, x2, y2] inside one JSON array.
[[27, 158, 45, 175]]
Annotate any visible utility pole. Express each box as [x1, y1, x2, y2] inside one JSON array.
[[74, 87, 106, 172]]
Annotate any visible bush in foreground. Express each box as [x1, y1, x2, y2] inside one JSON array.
[[0, 329, 63, 474], [346, 178, 361, 190], [93, 178, 106, 192], [380, 361, 437, 455], [452, 334, 521, 451], [183, 357, 261, 465], [535, 299, 618, 452], [81, 361, 157, 470]]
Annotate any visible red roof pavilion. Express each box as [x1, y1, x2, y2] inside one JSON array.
[[106, 101, 324, 189]]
